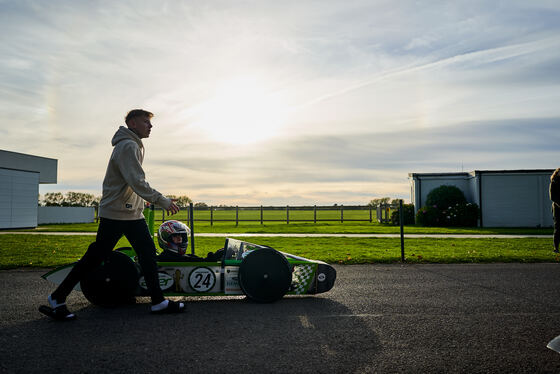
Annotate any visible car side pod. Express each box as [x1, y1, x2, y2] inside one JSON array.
[[80, 250, 139, 307], [548, 335, 560, 353], [238, 247, 292, 303], [315, 263, 337, 294]]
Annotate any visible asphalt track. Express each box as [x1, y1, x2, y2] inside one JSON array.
[[2, 264, 560, 373]]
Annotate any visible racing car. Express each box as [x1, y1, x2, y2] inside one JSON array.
[[42, 235, 337, 305]]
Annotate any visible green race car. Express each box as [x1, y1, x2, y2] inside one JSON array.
[[42, 238, 337, 305]]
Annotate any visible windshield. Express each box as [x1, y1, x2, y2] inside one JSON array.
[[224, 238, 269, 260]]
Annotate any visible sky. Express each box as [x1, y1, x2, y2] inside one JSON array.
[[1, 0, 560, 205]]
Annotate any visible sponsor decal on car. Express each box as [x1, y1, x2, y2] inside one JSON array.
[[139, 272, 174, 291]]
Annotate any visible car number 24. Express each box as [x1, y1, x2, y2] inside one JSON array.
[[189, 267, 216, 292]]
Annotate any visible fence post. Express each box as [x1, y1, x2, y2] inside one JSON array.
[[210, 206, 213, 226], [314, 205, 317, 223], [369, 205, 372, 223], [260, 205, 263, 225], [341, 204, 344, 223], [189, 203, 195, 255], [286, 205, 290, 224], [400, 199, 405, 262], [149, 204, 155, 236], [236, 206, 239, 226]]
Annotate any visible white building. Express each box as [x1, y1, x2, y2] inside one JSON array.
[[0, 150, 57, 229], [409, 169, 555, 228]]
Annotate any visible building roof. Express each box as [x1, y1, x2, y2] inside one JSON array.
[[409, 169, 555, 179], [0, 150, 57, 184]]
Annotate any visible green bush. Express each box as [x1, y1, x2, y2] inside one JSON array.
[[425, 185, 466, 210], [416, 202, 479, 227], [443, 202, 479, 226], [418, 185, 479, 227], [390, 204, 415, 225], [416, 205, 443, 226]]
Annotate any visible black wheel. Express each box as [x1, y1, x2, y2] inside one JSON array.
[[239, 247, 292, 303], [80, 251, 139, 307]]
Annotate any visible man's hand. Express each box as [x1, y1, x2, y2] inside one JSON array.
[[166, 202, 180, 216]]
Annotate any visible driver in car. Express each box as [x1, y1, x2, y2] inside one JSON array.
[[157, 220, 191, 261], [156, 220, 223, 262]]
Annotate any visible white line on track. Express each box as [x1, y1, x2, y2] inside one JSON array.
[[298, 315, 315, 328]]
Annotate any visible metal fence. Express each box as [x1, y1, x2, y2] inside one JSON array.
[[151, 205, 383, 225]]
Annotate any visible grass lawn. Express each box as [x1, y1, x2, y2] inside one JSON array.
[[0, 234, 557, 269], [21, 221, 553, 235]]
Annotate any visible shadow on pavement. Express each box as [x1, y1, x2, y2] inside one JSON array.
[[2, 295, 380, 373]]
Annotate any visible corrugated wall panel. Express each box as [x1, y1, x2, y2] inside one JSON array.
[[482, 174, 541, 227], [0, 168, 39, 229]]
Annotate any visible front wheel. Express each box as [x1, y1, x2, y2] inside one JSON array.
[[239, 247, 292, 303], [80, 250, 139, 307]]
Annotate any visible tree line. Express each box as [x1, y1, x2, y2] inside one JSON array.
[[367, 197, 402, 208], [40, 192, 399, 208], [40, 192, 194, 208]]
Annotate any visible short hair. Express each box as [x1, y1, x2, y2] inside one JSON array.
[[125, 109, 153, 124]]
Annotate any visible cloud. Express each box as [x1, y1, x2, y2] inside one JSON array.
[[2, 1, 559, 205], [135, 117, 559, 204]]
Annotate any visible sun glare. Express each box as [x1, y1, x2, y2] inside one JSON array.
[[192, 76, 287, 144]]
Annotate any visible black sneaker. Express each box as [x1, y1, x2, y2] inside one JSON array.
[[150, 300, 185, 314], [38, 295, 76, 321], [38, 304, 76, 321]]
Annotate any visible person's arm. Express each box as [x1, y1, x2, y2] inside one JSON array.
[[117, 142, 179, 214]]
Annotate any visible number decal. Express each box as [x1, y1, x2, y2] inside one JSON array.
[[188, 267, 216, 292]]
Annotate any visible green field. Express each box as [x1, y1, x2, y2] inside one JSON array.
[[29, 221, 552, 235], [151, 206, 376, 224], [2, 207, 554, 269], [22, 206, 552, 236], [0, 234, 556, 269]]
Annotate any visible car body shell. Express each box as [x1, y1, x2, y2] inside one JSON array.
[[42, 238, 336, 303]]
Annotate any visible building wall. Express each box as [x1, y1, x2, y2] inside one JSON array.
[[38, 206, 95, 224], [410, 170, 554, 228], [0, 168, 39, 229], [480, 173, 553, 227]]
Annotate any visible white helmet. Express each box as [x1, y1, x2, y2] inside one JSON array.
[[158, 220, 190, 255]]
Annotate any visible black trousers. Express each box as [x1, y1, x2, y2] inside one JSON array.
[[554, 204, 560, 251], [52, 218, 164, 305]]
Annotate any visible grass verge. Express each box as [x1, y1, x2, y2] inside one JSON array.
[[0, 234, 557, 269], [19, 221, 553, 235]]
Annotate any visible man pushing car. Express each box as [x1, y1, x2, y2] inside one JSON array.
[[40, 109, 185, 320]]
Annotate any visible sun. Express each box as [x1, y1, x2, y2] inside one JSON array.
[[191, 76, 287, 144]]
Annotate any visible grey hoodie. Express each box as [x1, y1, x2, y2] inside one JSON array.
[[98, 126, 172, 220]]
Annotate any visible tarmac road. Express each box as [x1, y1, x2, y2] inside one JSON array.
[[2, 264, 560, 373]]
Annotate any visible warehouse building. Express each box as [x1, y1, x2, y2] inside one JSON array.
[[0, 150, 57, 229], [409, 169, 555, 228]]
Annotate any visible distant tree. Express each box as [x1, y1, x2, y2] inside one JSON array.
[[44, 192, 64, 206], [194, 202, 208, 208], [64, 192, 97, 207], [167, 195, 192, 208], [368, 197, 390, 208], [42, 192, 99, 207]]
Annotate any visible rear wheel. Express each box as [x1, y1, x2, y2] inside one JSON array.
[[239, 247, 292, 303], [80, 251, 139, 307]]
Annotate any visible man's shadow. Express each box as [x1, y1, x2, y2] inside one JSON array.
[[5, 293, 381, 373]]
